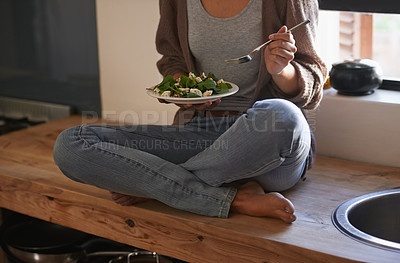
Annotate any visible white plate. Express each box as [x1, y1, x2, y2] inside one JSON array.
[[147, 82, 239, 104]]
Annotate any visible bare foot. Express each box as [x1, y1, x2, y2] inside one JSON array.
[[230, 182, 296, 223], [110, 192, 150, 206]]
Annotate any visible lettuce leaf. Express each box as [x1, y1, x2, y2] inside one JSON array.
[[197, 78, 216, 92], [153, 73, 232, 98]]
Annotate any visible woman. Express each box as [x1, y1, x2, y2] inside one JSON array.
[[53, 0, 327, 223]]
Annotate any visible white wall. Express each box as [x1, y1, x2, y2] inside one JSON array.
[[313, 89, 400, 167], [96, 0, 177, 125]]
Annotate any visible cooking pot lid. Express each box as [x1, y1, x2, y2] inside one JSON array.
[[3, 221, 88, 252], [332, 59, 378, 69]]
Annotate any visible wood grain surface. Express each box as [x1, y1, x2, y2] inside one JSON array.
[[0, 115, 399, 263]]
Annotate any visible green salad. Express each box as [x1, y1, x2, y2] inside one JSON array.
[[151, 72, 233, 98]]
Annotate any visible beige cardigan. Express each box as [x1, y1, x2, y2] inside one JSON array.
[[155, 0, 328, 111]]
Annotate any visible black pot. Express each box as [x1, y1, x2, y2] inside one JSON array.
[[329, 59, 383, 96], [1, 220, 135, 263], [2, 221, 88, 263]]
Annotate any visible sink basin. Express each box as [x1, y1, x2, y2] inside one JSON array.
[[332, 189, 400, 252]]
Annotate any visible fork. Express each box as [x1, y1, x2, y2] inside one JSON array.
[[225, 19, 310, 64]]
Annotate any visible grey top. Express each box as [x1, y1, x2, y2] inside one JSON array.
[[187, 0, 262, 112]]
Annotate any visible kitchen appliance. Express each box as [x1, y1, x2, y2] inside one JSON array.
[[0, 96, 71, 135], [0, 116, 44, 135]]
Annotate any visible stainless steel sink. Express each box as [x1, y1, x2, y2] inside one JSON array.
[[332, 189, 400, 252]]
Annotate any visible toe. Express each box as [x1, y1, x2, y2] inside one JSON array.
[[283, 203, 295, 214], [276, 210, 296, 223], [111, 192, 121, 201], [117, 196, 134, 205]]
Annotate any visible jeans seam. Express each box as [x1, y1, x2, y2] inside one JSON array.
[[78, 125, 92, 147], [219, 187, 237, 218], [276, 141, 310, 168]]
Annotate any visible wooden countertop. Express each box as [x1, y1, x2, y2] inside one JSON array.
[[0, 115, 399, 263]]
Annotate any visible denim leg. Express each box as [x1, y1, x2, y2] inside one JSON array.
[[72, 123, 223, 164], [180, 99, 311, 190], [53, 124, 236, 218], [53, 99, 310, 218]]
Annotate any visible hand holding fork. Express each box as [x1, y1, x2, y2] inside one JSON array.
[[225, 20, 310, 65]]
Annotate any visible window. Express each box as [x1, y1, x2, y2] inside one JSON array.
[[373, 13, 400, 79], [317, 1, 400, 90], [337, 13, 373, 60]]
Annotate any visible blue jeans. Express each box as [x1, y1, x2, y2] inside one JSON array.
[[53, 99, 311, 218]]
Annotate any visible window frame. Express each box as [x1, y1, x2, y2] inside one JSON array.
[[318, 0, 400, 91], [318, 0, 400, 14]]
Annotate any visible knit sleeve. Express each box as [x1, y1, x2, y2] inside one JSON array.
[[270, 0, 328, 110], [155, 0, 189, 77]]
